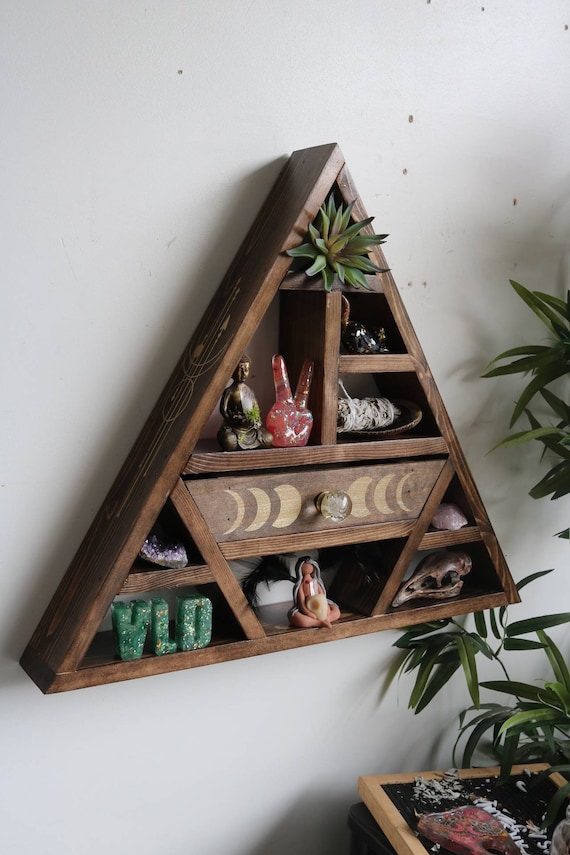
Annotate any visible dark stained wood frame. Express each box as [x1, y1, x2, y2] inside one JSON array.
[[20, 143, 518, 693]]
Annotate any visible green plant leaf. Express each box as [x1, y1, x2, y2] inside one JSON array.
[[286, 242, 317, 259], [540, 680, 570, 714], [484, 345, 550, 371], [510, 363, 569, 426], [506, 613, 570, 636], [516, 569, 554, 591], [510, 280, 568, 331], [491, 427, 566, 450], [343, 267, 370, 289], [456, 635, 480, 707], [481, 680, 544, 702], [455, 706, 513, 768], [321, 266, 335, 291], [489, 607, 502, 639], [542, 777, 570, 827], [318, 206, 330, 241], [414, 657, 462, 713], [534, 290, 569, 318], [540, 388, 570, 423], [406, 636, 460, 709], [483, 350, 562, 378], [391, 620, 451, 648], [538, 630, 570, 690], [332, 261, 345, 283], [473, 611, 488, 639], [529, 462, 570, 500], [338, 199, 355, 233], [497, 731, 521, 781], [464, 631, 494, 659], [503, 638, 547, 651], [305, 254, 327, 276], [498, 707, 565, 735]]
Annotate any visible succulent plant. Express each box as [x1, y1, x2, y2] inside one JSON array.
[[286, 194, 388, 291]]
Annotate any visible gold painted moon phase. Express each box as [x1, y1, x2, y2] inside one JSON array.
[[223, 488, 246, 534], [373, 474, 396, 515], [347, 476, 372, 518], [396, 472, 414, 512], [244, 487, 272, 532], [272, 484, 302, 529]]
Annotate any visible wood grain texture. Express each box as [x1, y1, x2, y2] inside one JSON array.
[[184, 436, 449, 474], [170, 479, 265, 639], [185, 459, 445, 544]]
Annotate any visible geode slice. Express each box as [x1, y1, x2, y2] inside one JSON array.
[[139, 530, 188, 568], [418, 805, 522, 855]]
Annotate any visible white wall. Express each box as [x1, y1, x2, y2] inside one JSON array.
[[2, 2, 569, 853]]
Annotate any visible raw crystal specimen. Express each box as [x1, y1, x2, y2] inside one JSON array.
[[431, 502, 469, 531], [139, 529, 188, 568], [418, 805, 522, 855]]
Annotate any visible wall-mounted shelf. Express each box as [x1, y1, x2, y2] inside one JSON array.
[[20, 143, 518, 692]]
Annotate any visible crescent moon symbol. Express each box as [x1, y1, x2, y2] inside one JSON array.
[[245, 487, 272, 531], [396, 472, 414, 512], [223, 488, 246, 534], [373, 474, 396, 515], [347, 476, 372, 518], [272, 484, 302, 529]]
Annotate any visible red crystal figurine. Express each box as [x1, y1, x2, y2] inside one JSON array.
[[265, 354, 313, 447]]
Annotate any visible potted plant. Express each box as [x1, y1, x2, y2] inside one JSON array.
[[388, 280, 570, 824], [286, 193, 388, 291]]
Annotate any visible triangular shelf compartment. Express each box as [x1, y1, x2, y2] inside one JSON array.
[[21, 143, 518, 692]]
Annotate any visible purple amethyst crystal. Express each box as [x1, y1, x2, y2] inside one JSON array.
[[139, 531, 188, 568]]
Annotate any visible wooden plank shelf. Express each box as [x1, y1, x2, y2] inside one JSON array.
[[338, 353, 417, 373], [183, 436, 449, 475], [120, 562, 213, 594]]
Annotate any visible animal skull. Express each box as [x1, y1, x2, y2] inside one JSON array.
[[391, 550, 472, 608]]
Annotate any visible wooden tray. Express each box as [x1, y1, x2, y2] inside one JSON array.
[[358, 764, 567, 855]]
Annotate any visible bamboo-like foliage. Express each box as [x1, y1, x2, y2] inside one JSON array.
[[389, 571, 570, 825], [483, 280, 570, 539]]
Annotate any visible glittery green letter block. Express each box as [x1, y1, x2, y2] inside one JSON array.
[[176, 595, 212, 651], [111, 600, 151, 660], [150, 598, 177, 655]]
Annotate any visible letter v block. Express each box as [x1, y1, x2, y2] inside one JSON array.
[[111, 600, 151, 661]]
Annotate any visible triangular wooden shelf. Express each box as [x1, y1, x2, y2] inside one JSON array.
[[21, 143, 518, 692]]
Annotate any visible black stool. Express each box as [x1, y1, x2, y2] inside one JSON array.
[[347, 802, 395, 855]]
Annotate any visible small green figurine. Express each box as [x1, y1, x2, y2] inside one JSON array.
[[217, 353, 273, 451]]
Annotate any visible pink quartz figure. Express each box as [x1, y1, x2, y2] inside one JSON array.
[[265, 354, 313, 447], [288, 557, 340, 629]]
